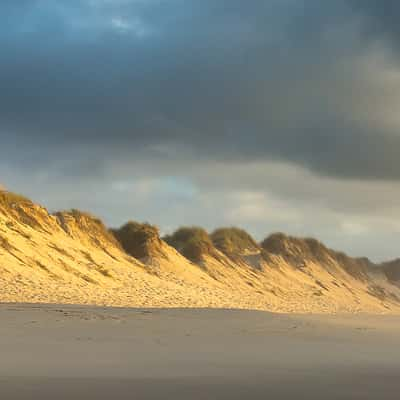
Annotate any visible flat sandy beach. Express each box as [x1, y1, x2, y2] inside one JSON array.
[[1, 304, 399, 399]]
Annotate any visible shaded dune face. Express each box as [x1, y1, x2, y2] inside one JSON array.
[[382, 260, 400, 285], [1, 190, 400, 313]]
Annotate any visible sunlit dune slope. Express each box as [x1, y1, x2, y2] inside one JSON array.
[[1, 190, 400, 313]]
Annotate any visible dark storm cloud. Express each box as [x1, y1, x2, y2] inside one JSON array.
[[348, 0, 400, 45], [1, 0, 400, 180]]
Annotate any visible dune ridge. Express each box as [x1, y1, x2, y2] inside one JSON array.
[[1, 190, 400, 313]]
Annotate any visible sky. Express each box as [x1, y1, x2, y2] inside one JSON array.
[[1, 0, 400, 261]]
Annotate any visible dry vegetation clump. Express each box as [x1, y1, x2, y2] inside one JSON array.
[[54, 209, 120, 248], [164, 227, 215, 263], [261, 233, 330, 262], [0, 191, 48, 231], [0, 191, 32, 214], [261, 233, 330, 267], [262, 232, 372, 280], [211, 227, 259, 255], [261, 233, 289, 255], [60, 209, 105, 228], [94, 264, 113, 278], [0, 190, 32, 208], [0, 234, 15, 251], [112, 221, 162, 259]]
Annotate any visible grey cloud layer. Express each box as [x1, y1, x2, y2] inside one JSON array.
[[2, 0, 400, 180]]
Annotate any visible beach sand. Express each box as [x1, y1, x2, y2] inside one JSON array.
[[1, 304, 399, 399]]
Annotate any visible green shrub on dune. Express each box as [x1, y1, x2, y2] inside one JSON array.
[[211, 227, 259, 255], [112, 221, 162, 259], [164, 227, 214, 263]]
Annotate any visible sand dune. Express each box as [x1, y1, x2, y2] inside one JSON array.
[[1, 190, 400, 313]]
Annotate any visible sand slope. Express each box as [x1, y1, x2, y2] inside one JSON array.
[[1, 191, 400, 313]]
